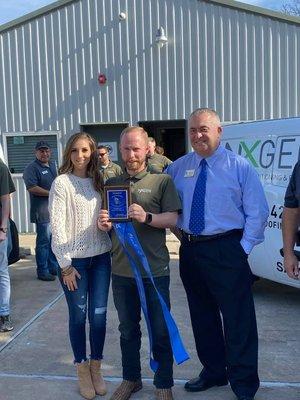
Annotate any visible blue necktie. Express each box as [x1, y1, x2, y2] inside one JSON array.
[[189, 159, 207, 235]]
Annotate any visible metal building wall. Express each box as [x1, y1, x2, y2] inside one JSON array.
[[1, 0, 300, 231]]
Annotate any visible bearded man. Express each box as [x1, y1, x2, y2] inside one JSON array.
[[98, 126, 181, 400]]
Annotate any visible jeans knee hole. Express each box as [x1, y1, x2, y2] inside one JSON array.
[[77, 304, 86, 313], [95, 307, 106, 315]]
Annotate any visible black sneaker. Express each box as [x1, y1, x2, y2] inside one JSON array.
[[37, 273, 56, 281], [0, 315, 13, 332]]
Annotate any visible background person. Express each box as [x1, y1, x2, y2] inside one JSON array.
[[97, 144, 122, 182], [98, 127, 181, 400], [147, 137, 172, 173], [49, 133, 112, 400], [155, 145, 165, 155], [282, 161, 300, 280], [167, 108, 269, 400], [0, 160, 15, 332], [23, 141, 58, 281]]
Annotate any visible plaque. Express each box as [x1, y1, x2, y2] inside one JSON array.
[[104, 185, 131, 222]]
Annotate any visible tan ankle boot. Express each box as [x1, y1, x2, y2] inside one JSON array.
[[155, 388, 174, 400], [76, 360, 96, 399], [90, 359, 107, 396]]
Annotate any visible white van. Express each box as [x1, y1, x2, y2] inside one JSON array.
[[222, 117, 300, 289]]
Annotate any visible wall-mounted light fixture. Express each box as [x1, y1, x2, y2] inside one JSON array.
[[156, 26, 168, 48], [119, 12, 126, 20]]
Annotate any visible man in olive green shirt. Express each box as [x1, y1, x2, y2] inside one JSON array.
[[0, 160, 15, 332], [147, 137, 172, 173], [98, 127, 181, 400], [97, 144, 122, 182]]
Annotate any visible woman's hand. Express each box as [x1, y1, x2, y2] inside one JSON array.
[[98, 209, 112, 231], [62, 267, 81, 291]]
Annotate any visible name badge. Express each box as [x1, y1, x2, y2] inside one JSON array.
[[184, 169, 195, 178], [42, 170, 49, 175]]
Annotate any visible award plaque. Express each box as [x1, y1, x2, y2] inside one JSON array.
[[104, 185, 131, 222]]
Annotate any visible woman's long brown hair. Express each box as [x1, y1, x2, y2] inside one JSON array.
[[59, 132, 104, 192]]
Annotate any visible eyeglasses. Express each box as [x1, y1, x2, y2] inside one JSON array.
[[98, 153, 107, 157]]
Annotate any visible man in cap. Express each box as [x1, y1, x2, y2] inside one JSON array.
[[23, 141, 58, 281], [97, 144, 122, 182]]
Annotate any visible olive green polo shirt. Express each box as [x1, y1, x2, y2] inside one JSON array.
[[147, 153, 172, 173], [100, 161, 122, 182], [106, 169, 181, 278]]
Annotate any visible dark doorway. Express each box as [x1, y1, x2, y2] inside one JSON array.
[[81, 122, 128, 166], [138, 120, 186, 161]]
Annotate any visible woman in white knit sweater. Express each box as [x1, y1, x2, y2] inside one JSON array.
[[49, 132, 112, 400]]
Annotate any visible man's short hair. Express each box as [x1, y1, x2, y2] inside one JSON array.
[[35, 141, 50, 150], [120, 126, 149, 144], [189, 108, 221, 124]]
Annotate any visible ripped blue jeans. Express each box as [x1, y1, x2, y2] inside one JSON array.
[[59, 252, 111, 363]]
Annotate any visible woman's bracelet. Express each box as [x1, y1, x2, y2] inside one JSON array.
[[61, 266, 74, 276]]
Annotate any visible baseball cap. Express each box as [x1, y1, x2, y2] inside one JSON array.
[[35, 141, 50, 150]]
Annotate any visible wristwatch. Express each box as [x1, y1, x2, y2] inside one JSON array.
[[0, 227, 8, 233], [144, 213, 153, 225]]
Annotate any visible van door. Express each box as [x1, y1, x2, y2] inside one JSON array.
[[268, 135, 300, 283], [222, 135, 276, 280]]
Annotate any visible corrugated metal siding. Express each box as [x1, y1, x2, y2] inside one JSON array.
[[1, 0, 300, 231], [10, 177, 35, 234]]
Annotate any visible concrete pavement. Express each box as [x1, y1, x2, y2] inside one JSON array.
[[0, 234, 299, 399]]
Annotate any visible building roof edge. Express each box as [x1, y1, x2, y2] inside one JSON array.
[[0, 0, 78, 33], [203, 0, 300, 25], [1, 0, 300, 34]]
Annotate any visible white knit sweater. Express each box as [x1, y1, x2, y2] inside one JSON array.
[[49, 173, 111, 269]]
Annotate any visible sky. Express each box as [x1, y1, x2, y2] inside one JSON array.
[[0, 0, 291, 26]]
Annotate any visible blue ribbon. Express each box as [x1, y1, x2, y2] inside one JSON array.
[[113, 222, 189, 372]]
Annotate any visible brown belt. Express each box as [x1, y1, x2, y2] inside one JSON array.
[[181, 229, 243, 243]]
